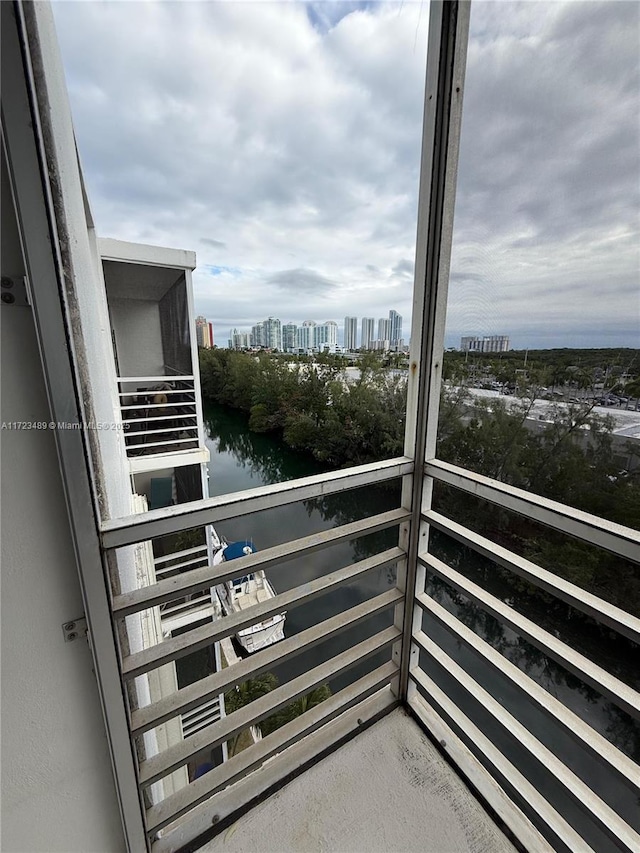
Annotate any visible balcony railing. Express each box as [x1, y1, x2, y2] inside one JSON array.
[[117, 375, 200, 458], [155, 546, 220, 636], [98, 453, 640, 852]]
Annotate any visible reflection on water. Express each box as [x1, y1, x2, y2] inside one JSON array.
[[204, 403, 398, 690]]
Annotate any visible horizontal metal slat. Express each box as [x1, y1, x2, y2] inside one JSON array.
[[147, 669, 397, 836], [121, 403, 197, 411], [412, 635, 640, 852], [124, 414, 198, 425], [123, 547, 403, 679], [118, 389, 195, 397], [154, 557, 209, 575], [154, 546, 208, 566], [416, 592, 640, 793], [118, 375, 195, 383], [425, 459, 640, 562], [125, 426, 198, 438], [159, 596, 211, 618], [132, 588, 403, 735], [138, 626, 400, 788], [101, 456, 413, 548], [127, 438, 198, 450], [424, 509, 640, 643], [114, 508, 409, 617], [420, 553, 640, 720], [408, 682, 591, 853], [155, 562, 208, 579]]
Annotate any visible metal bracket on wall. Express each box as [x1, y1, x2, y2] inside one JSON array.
[[1, 275, 30, 307], [62, 616, 88, 643]]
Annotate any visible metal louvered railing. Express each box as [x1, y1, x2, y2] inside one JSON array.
[[101, 458, 412, 849], [407, 459, 640, 853], [117, 375, 200, 458], [99, 451, 640, 852]]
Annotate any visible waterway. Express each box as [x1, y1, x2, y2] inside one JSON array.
[[203, 401, 639, 848], [204, 402, 400, 694]]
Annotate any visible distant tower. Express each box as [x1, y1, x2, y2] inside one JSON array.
[[297, 321, 316, 351], [195, 315, 213, 348], [361, 317, 375, 349], [262, 317, 282, 350], [282, 323, 298, 353], [377, 317, 390, 343], [388, 310, 402, 349], [316, 321, 338, 352], [344, 316, 358, 350]]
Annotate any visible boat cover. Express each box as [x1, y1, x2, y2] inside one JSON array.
[[223, 541, 256, 561]]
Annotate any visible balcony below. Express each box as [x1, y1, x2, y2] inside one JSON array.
[[199, 708, 517, 853]]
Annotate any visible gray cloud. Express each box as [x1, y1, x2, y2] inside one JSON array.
[[392, 259, 414, 278], [51, 0, 638, 350], [266, 268, 337, 294], [201, 238, 227, 250]]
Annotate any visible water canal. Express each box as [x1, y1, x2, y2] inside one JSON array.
[[203, 401, 639, 847]]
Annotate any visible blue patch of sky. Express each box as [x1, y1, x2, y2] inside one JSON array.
[[305, 1, 376, 34], [204, 264, 242, 277]]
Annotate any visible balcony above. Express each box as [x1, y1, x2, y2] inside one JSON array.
[[196, 708, 517, 853], [118, 374, 209, 472]]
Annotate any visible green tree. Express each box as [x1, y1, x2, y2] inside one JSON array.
[[260, 685, 332, 736], [224, 673, 278, 757]]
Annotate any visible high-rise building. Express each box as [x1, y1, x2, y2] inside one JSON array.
[[344, 316, 358, 350], [195, 315, 213, 348], [250, 323, 264, 348], [229, 328, 250, 349], [297, 321, 316, 352], [316, 321, 338, 352], [262, 317, 282, 350], [460, 335, 509, 353], [282, 323, 298, 353], [361, 317, 375, 350], [377, 317, 391, 343], [389, 310, 402, 348]]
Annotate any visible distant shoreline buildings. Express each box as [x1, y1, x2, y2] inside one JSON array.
[[460, 335, 510, 354], [228, 310, 404, 354]]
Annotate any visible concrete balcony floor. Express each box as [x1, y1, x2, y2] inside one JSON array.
[[201, 708, 517, 853]]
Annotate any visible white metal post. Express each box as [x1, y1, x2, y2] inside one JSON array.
[[397, 0, 471, 701]]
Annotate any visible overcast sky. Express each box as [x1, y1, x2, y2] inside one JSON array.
[[51, 0, 639, 350]]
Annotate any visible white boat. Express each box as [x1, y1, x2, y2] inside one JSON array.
[[212, 535, 286, 654]]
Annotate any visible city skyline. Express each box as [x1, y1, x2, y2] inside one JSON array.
[[229, 309, 403, 351], [52, 2, 639, 351]]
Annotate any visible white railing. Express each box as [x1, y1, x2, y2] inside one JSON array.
[[117, 375, 200, 458], [98, 453, 640, 852], [101, 460, 411, 845], [155, 546, 219, 635], [407, 459, 640, 853]]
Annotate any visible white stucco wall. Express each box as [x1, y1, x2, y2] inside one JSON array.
[[109, 297, 165, 378], [1, 148, 125, 852]]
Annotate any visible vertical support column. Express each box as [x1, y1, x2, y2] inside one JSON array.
[[396, 0, 471, 701], [184, 268, 208, 455]]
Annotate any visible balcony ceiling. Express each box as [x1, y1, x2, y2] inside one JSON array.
[[103, 260, 184, 302], [200, 708, 517, 853]]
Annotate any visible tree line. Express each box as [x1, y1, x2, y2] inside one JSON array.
[[199, 348, 406, 468], [199, 348, 639, 616]]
